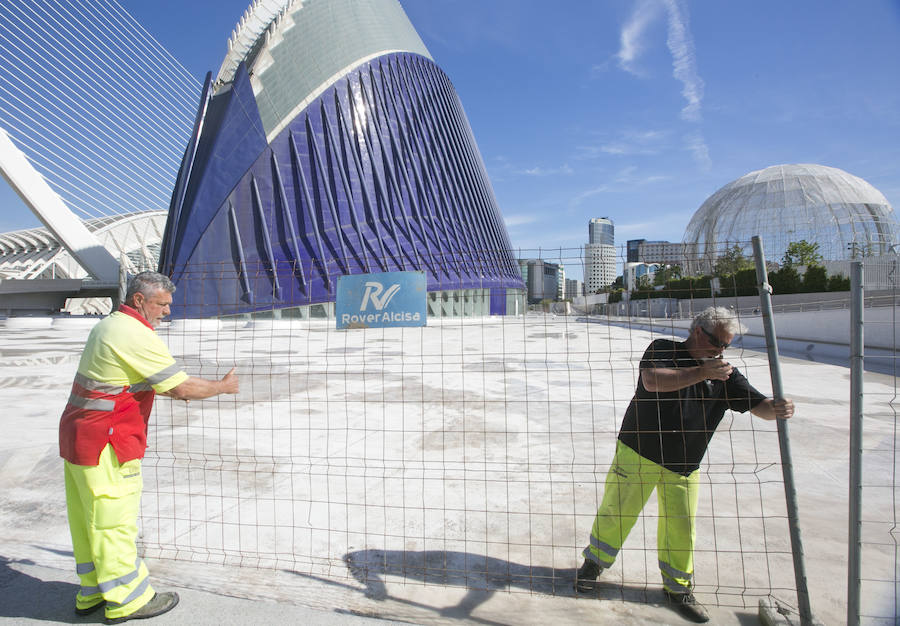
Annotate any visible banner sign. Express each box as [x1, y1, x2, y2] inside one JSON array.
[[336, 271, 427, 329]]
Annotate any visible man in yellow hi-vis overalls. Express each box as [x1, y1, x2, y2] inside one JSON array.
[[574, 307, 795, 623], [60, 272, 239, 624]]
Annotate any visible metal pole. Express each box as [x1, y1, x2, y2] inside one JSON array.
[[751, 236, 813, 625], [117, 254, 128, 310], [847, 261, 864, 626]]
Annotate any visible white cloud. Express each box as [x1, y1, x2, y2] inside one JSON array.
[[661, 1, 711, 168], [568, 166, 670, 207], [616, 0, 711, 169], [504, 214, 539, 227], [571, 185, 611, 206], [506, 229, 588, 256], [617, 211, 694, 237], [518, 164, 574, 177], [576, 130, 667, 159], [617, 0, 663, 77], [684, 131, 711, 171], [662, 0, 704, 123]]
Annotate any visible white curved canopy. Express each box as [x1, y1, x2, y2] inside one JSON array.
[[0, 210, 167, 282]]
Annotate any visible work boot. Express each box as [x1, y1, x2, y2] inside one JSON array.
[[664, 590, 710, 623], [75, 600, 105, 615], [574, 559, 601, 593], [105, 591, 179, 624]]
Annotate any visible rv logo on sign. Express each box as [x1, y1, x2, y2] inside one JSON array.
[[360, 282, 401, 311]]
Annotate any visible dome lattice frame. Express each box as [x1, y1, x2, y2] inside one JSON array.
[[682, 164, 899, 267]]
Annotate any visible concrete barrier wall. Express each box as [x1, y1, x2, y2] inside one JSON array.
[[742, 307, 896, 350], [606, 306, 897, 351]]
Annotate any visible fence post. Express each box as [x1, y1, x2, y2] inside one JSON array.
[[751, 236, 813, 625], [847, 261, 864, 626]]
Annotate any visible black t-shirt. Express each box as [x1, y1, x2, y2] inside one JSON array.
[[618, 338, 766, 475]]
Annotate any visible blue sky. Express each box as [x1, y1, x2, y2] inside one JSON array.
[[3, 0, 899, 279]]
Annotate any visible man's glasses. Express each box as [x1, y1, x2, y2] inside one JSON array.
[[700, 326, 730, 349]]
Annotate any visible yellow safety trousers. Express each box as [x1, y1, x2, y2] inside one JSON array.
[[583, 440, 700, 594], [64, 443, 155, 619]]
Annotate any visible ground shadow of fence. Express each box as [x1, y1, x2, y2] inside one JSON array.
[[340, 549, 660, 616]]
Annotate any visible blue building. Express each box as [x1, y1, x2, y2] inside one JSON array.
[[159, 0, 524, 319], [588, 217, 615, 246]]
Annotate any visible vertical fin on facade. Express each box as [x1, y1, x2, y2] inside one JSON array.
[[304, 114, 350, 275], [289, 129, 332, 291], [269, 150, 307, 292], [228, 201, 253, 304], [333, 87, 388, 273], [319, 99, 370, 274], [249, 175, 281, 300]]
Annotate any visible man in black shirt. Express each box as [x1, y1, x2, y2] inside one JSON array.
[[574, 307, 794, 623]]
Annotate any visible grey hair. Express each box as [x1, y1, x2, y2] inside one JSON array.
[[125, 271, 175, 302], [690, 306, 746, 336]]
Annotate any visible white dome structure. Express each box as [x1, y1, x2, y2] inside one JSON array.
[[683, 164, 900, 267]]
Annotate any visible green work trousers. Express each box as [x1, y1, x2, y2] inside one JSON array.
[[64, 443, 155, 619], [583, 440, 700, 594]]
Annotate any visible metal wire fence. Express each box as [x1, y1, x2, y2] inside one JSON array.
[[134, 243, 899, 623], [852, 258, 899, 625]]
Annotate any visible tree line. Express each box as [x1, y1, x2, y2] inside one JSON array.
[[609, 240, 849, 302]]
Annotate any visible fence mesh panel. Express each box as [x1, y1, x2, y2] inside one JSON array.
[[137, 243, 824, 613]]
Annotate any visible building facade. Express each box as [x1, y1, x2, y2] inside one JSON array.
[[584, 218, 616, 294], [623, 261, 661, 291], [584, 243, 616, 294], [158, 0, 524, 319], [626, 239, 696, 268], [626, 238, 644, 263], [556, 265, 566, 300], [589, 217, 614, 245], [518, 258, 561, 304], [565, 278, 582, 299]]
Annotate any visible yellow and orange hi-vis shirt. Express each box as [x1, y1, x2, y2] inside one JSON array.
[[59, 305, 188, 466]]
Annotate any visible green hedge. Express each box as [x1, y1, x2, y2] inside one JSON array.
[[620, 266, 850, 301]]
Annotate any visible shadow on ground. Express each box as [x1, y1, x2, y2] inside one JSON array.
[[0, 552, 87, 624], [331, 549, 660, 622]]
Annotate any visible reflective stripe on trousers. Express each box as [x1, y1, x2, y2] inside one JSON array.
[[64, 443, 155, 618], [583, 440, 699, 593]]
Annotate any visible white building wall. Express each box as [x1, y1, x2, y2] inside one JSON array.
[[623, 262, 660, 291], [638, 241, 696, 267], [565, 278, 582, 298], [584, 243, 616, 294]]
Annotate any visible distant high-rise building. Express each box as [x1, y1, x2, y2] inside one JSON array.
[[626, 238, 645, 263], [565, 278, 582, 299], [518, 258, 561, 303], [517, 259, 530, 283], [627, 239, 696, 268], [589, 217, 615, 245], [585, 218, 616, 293], [557, 265, 566, 299]]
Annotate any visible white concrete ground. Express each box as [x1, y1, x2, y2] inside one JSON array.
[[0, 314, 896, 625]]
